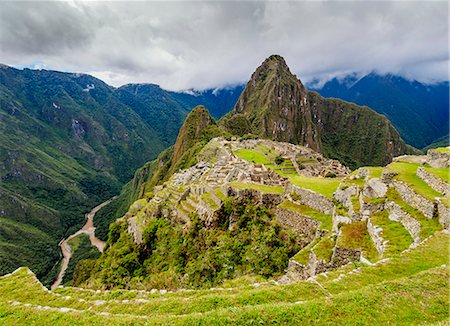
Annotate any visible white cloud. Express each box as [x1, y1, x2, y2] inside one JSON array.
[[0, 1, 448, 90]]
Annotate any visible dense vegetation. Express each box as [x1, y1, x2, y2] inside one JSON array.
[[62, 234, 101, 285], [81, 197, 300, 289], [0, 65, 239, 282]]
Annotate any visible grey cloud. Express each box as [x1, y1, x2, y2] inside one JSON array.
[[0, 1, 447, 90]]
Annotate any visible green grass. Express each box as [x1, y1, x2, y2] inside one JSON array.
[[292, 236, 321, 264], [367, 167, 383, 179], [337, 221, 379, 262], [424, 166, 449, 183], [351, 195, 360, 213], [0, 232, 447, 325], [288, 175, 342, 198], [213, 188, 226, 201], [430, 147, 450, 154], [370, 210, 413, 256], [201, 193, 220, 210], [228, 182, 284, 194], [386, 162, 443, 202], [279, 201, 332, 231], [313, 235, 335, 262], [386, 188, 442, 239], [233, 149, 271, 165]]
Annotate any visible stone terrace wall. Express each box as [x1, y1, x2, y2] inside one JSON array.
[[417, 167, 449, 196], [276, 207, 320, 241], [330, 246, 361, 268], [367, 218, 386, 256], [427, 150, 450, 168], [386, 201, 421, 243], [392, 180, 435, 219], [227, 187, 283, 207], [286, 184, 334, 215], [436, 199, 450, 229]]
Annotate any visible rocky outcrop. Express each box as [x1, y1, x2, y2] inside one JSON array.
[[364, 178, 388, 198], [279, 260, 309, 284], [386, 201, 421, 244], [229, 55, 320, 151], [417, 167, 449, 196], [287, 184, 334, 214]]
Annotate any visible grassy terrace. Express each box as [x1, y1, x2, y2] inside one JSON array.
[[292, 235, 321, 264], [386, 188, 442, 239], [279, 200, 332, 231], [430, 147, 450, 154], [213, 187, 226, 201], [424, 166, 449, 183], [228, 182, 284, 194], [201, 193, 220, 210], [337, 221, 379, 262], [288, 175, 342, 198], [233, 149, 271, 165], [0, 232, 447, 325], [370, 210, 413, 256], [386, 162, 443, 202], [312, 235, 335, 262]]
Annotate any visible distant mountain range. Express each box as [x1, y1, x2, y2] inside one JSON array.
[[309, 73, 449, 149]]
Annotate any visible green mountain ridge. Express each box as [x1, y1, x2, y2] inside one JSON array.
[[0, 66, 238, 283]]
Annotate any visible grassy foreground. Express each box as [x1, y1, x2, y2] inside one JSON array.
[[0, 231, 448, 325]]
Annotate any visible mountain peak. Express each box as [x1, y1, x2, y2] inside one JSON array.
[[171, 105, 215, 165], [226, 55, 319, 151]]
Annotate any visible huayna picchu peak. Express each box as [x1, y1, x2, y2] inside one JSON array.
[[223, 55, 415, 169]]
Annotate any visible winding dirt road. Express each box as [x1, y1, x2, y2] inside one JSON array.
[[51, 197, 116, 290]]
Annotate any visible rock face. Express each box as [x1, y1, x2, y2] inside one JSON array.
[[230, 55, 320, 152], [224, 55, 411, 168], [364, 178, 388, 198]]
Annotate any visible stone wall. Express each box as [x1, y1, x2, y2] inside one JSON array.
[[381, 171, 398, 184], [392, 180, 435, 219], [276, 207, 320, 241], [427, 150, 450, 168], [332, 214, 352, 234], [436, 199, 450, 229], [279, 260, 309, 284], [386, 201, 421, 243], [330, 246, 361, 268], [417, 167, 449, 196], [287, 183, 334, 214], [334, 186, 358, 209], [227, 187, 283, 207], [367, 218, 386, 256]]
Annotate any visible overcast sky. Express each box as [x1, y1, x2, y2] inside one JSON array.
[[0, 1, 448, 90]]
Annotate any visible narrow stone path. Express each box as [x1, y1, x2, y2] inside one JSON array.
[[51, 197, 116, 290]]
